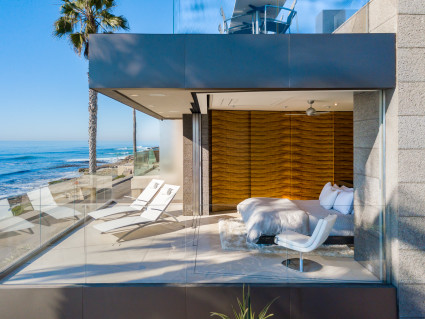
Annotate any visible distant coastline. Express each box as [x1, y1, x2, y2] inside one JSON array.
[[0, 141, 151, 200]]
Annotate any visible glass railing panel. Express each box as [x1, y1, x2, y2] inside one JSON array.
[[174, 0, 370, 34], [207, 201, 384, 284], [0, 196, 40, 274], [134, 148, 159, 177]]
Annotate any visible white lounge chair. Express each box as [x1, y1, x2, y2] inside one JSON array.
[[88, 179, 164, 220], [0, 199, 35, 234], [27, 187, 82, 220], [93, 184, 180, 241], [274, 214, 337, 272]]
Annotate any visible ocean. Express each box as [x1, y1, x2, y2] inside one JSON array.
[[0, 141, 150, 199]]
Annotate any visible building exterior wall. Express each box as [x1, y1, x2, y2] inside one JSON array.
[[201, 114, 209, 215], [353, 91, 383, 279], [183, 114, 193, 216], [183, 114, 210, 216], [337, 0, 425, 316], [396, 1, 425, 317]]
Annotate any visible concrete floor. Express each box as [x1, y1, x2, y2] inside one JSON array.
[[1, 202, 379, 285], [0, 179, 132, 273]]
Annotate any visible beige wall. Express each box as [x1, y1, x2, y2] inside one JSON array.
[[159, 119, 183, 201]]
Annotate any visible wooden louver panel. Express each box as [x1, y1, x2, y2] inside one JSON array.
[[210, 110, 353, 212], [211, 111, 251, 212], [290, 113, 335, 200], [250, 111, 291, 198]]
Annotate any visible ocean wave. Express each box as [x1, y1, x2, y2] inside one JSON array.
[[0, 155, 40, 161], [66, 158, 89, 163], [0, 171, 81, 199], [0, 169, 33, 177]]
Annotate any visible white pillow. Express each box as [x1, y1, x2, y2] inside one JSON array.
[[333, 190, 354, 215], [319, 182, 332, 201], [320, 188, 340, 209]]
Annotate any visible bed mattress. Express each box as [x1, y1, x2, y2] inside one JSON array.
[[292, 200, 354, 236], [237, 197, 309, 243]]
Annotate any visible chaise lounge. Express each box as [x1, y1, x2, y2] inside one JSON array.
[[93, 184, 180, 241], [27, 187, 82, 220], [0, 199, 35, 234], [88, 179, 164, 220]]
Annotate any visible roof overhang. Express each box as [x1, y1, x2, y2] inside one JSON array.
[[89, 33, 395, 119]]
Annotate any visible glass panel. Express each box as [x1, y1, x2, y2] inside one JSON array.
[[174, 0, 370, 34], [134, 148, 159, 177], [0, 91, 386, 285]]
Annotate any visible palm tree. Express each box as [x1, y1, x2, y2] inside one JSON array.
[[54, 0, 129, 174]]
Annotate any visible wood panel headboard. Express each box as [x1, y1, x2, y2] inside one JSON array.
[[210, 110, 353, 212]]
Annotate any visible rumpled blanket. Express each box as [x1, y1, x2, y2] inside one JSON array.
[[237, 197, 308, 243]]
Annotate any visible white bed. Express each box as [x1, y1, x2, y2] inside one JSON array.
[[292, 200, 354, 237], [238, 198, 354, 243]]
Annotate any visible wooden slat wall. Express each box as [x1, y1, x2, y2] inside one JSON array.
[[290, 113, 335, 200], [210, 111, 353, 212], [211, 111, 251, 211], [250, 112, 291, 198]]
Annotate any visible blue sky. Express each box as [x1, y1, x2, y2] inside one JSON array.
[[0, 0, 367, 145], [0, 0, 174, 145]]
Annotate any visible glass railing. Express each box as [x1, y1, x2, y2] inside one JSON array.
[[174, 0, 370, 34], [0, 93, 387, 286], [134, 147, 159, 176], [1, 181, 386, 285], [0, 175, 386, 285]]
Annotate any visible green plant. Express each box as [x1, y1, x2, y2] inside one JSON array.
[[112, 174, 125, 181], [11, 205, 25, 216], [211, 286, 277, 319]]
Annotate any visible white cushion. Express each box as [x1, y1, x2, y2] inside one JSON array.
[[341, 185, 354, 192], [320, 188, 340, 209], [333, 190, 354, 215], [319, 182, 332, 201]]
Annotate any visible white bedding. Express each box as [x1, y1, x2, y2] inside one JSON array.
[[237, 197, 309, 243], [292, 200, 354, 236]]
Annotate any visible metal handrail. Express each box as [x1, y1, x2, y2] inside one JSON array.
[[223, 12, 255, 34], [220, 4, 297, 35], [264, 5, 297, 34]]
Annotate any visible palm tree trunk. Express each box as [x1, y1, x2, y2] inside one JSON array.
[[133, 108, 137, 157], [88, 88, 98, 174]]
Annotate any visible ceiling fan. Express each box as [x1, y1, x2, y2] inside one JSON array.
[[285, 100, 330, 116]]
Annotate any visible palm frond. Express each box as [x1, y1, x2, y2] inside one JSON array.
[[69, 32, 85, 56], [53, 16, 74, 37], [54, 0, 129, 59], [99, 11, 129, 31]]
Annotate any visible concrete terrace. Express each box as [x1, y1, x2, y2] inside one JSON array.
[[1, 203, 378, 285]]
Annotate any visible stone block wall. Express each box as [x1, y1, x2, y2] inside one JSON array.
[[395, 1, 425, 317], [183, 114, 193, 216], [338, 0, 425, 316], [201, 114, 209, 215], [182, 114, 210, 216], [353, 91, 383, 278]]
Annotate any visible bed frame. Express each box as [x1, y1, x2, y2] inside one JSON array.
[[257, 235, 354, 246]]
